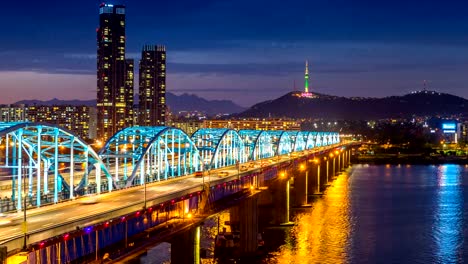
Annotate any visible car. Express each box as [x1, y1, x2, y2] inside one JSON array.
[[240, 165, 248, 171], [80, 194, 99, 205], [218, 171, 229, 177], [194, 171, 203, 178], [0, 213, 14, 226]]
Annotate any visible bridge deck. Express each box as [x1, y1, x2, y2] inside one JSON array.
[[0, 144, 347, 252]]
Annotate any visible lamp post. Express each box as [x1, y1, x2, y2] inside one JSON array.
[[22, 160, 27, 250], [143, 175, 147, 209], [236, 160, 240, 181]]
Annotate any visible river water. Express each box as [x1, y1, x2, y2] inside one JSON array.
[[137, 164, 468, 263], [263, 164, 468, 264]]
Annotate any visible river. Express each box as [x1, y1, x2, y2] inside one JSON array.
[[135, 164, 468, 263]]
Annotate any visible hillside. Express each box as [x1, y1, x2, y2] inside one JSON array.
[[238, 90, 468, 119]]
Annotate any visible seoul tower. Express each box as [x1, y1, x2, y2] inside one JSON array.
[[304, 60, 309, 93]]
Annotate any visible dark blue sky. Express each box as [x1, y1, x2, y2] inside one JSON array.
[[1, 0, 468, 106]]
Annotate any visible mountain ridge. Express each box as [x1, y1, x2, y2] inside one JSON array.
[[238, 90, 468, 119], [12, 92, 245, 116]]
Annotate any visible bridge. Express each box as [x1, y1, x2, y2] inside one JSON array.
[[0, 122, 351, 263]]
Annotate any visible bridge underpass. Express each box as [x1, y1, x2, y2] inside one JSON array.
[[0, 122, 352, 263]]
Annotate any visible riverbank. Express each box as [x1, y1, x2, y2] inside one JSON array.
[[353, 154, 468, 165]]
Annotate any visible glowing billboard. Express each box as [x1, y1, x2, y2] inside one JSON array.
[[442, 123, 456, 134]]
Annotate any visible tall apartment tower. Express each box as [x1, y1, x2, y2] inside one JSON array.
[[96, 3, 133, 140], [125, 58, 134, 125], [139, 45, 166, 126]]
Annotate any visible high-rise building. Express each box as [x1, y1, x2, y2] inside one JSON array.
[[0, 104, 95, 139], [125, 58, 134, 126], [139, 45, 166, 126], [96, 3, 132, 140]]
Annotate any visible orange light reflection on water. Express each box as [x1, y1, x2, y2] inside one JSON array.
[[271, 172, 351, 264]]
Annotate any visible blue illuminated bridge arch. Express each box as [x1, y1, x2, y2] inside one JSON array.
[[0, 122, 112, 209], [0, 122, 341, 210], [99, 126, 202, 188], [191, 128, 247, 170]]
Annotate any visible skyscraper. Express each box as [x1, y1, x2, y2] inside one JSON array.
[[139, 45, 166, 126], [125, 59, 134, 126], [96, 3, 133, 140]]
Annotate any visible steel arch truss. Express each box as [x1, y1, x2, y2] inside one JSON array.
[[99, 127, 201, 188], [0, 122, 112, 210], [268, 131, 293, 155], [293, 131, 308, 152], [305, 132, 317, 149], [192, 128, 247, 170], [333, 133, 340, 144], [315, 132, 323, 147], [239, 130, 275, 161]]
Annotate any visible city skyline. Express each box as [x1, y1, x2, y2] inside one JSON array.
[[2, 0, 468, 107]]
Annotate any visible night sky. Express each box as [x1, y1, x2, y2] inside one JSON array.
[[1, 0, 468, 107]]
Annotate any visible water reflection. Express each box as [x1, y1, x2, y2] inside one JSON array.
[[435, 165, 462, 263], [130, 165, 468, 264], [268, 171, 351, 264]]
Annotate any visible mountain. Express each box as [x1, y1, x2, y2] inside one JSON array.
[[14, 92, 245, 115], [238, 90, 468, 120], [15, 98, 96, 107], [166, 93, 245, 115]]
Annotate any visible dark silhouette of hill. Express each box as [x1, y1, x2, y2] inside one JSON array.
[[238, 90, 468, 119], [15, 98, 96, 107], [14, 92, 245, 115], [166, 93, 245, 115]]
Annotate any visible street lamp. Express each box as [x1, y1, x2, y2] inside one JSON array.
[[236, 160, 240, 181], [143, 175, 147, 209], [21, 160, 27, 251]]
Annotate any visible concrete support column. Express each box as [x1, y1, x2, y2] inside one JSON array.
[[340, 151, 346, 171], [325, 158, 330, 183], [171, 226, 201, 264], [332, 156, 336, 178], [271, 176, 291, 225], [230, 194, 259, 255], [348, 149, 351, 165], [314, 162, 321, 194], [294, 169, 308, 206]]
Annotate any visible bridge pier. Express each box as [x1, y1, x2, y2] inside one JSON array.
[[171, 225, 201, 264], [307, 159, 322, 195], [330, 153, 336, 179], [324, 157, 330, 184], [230, 193, 259, 255], [270, 174, 292, 225], [293, 165, 309, 207]]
